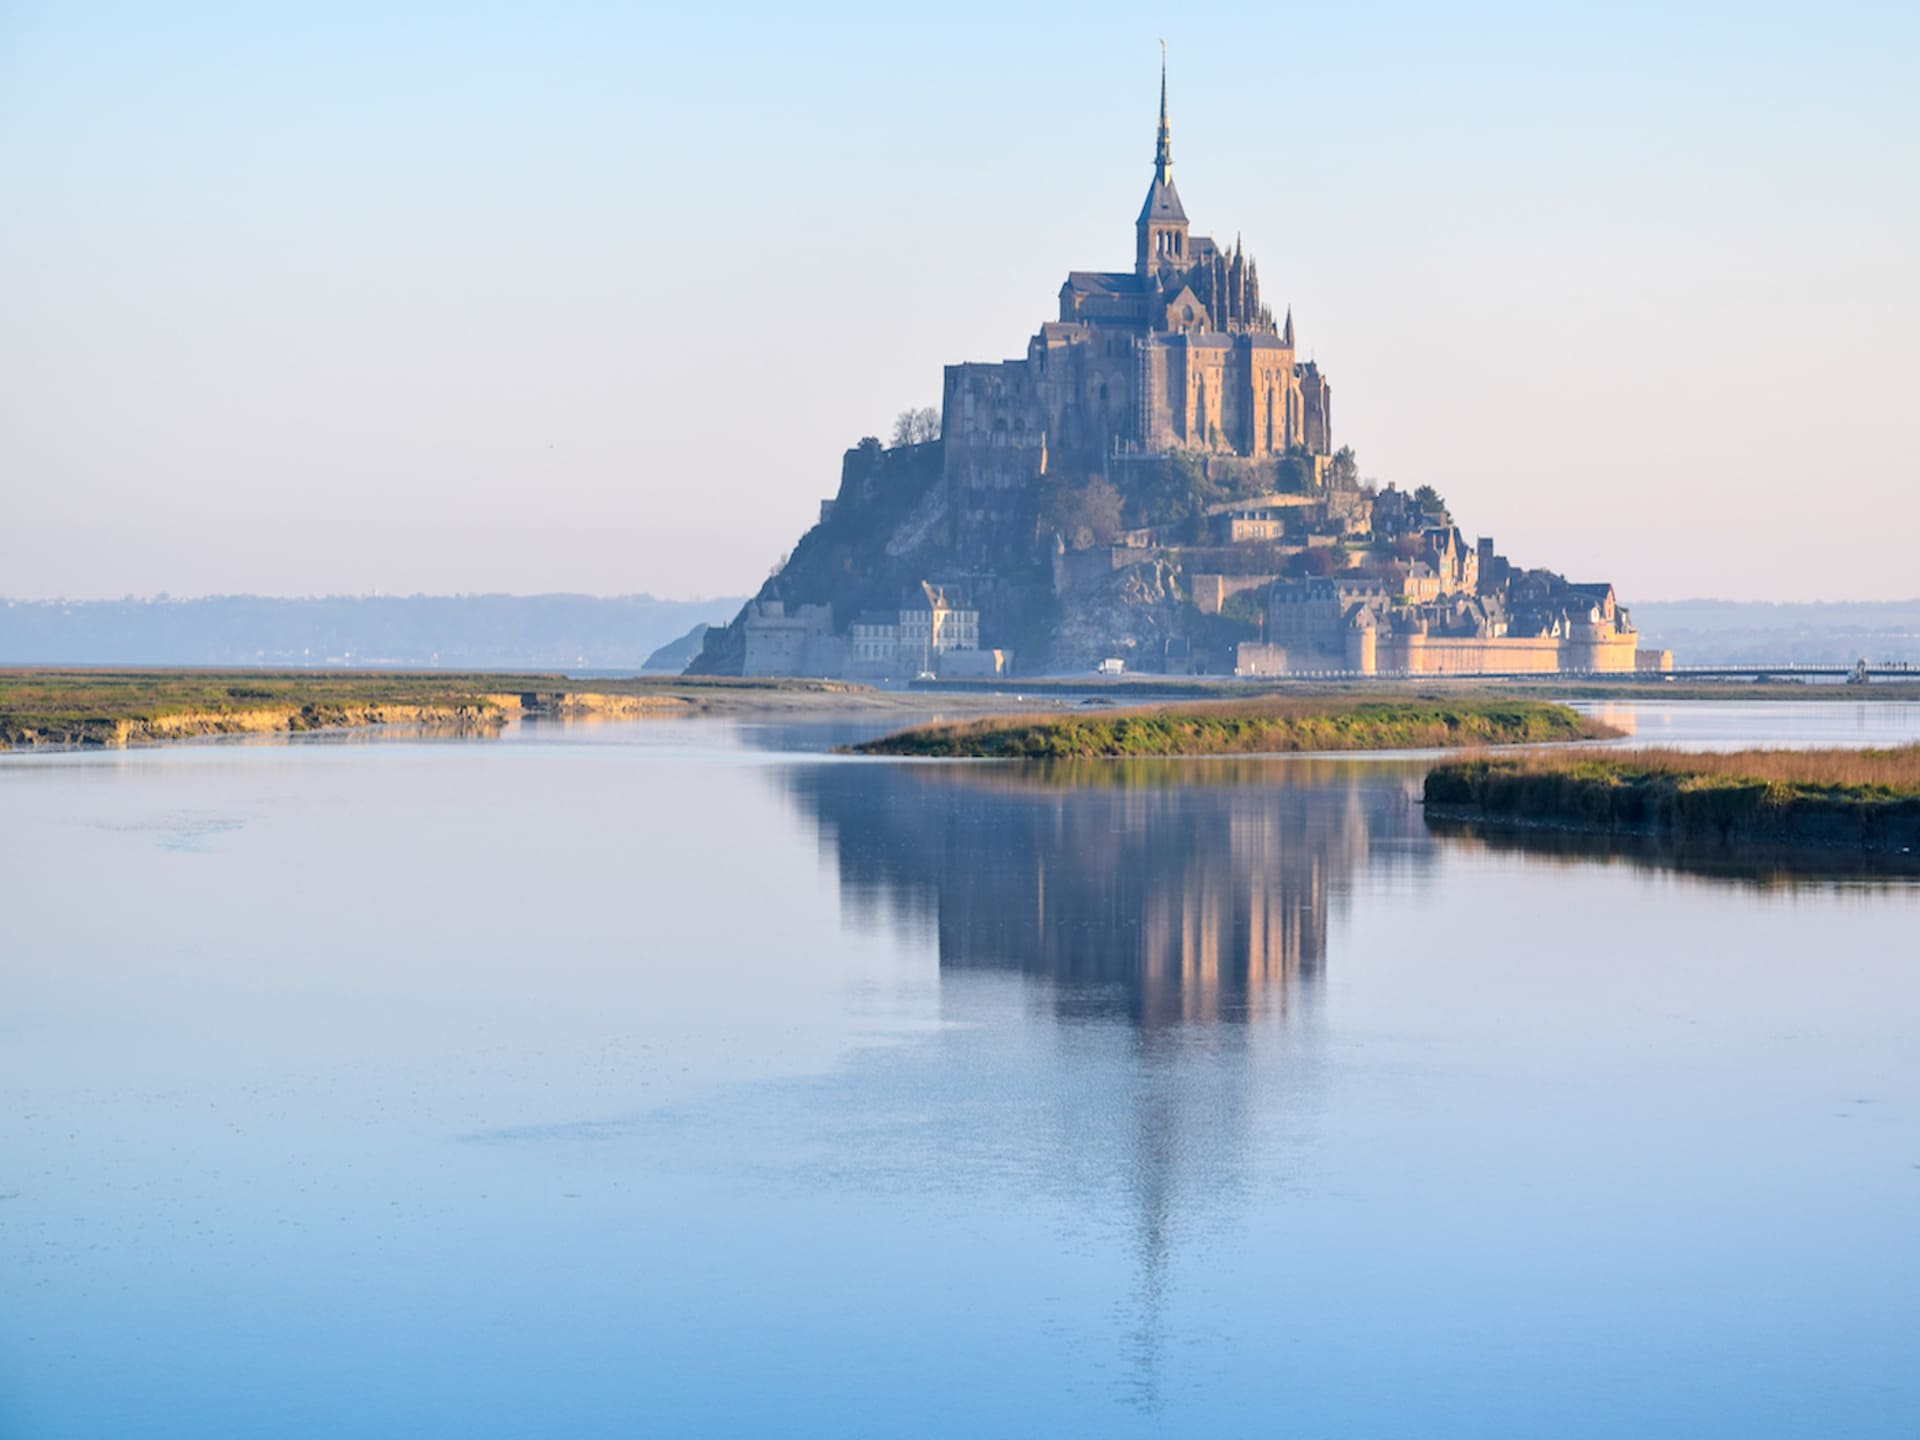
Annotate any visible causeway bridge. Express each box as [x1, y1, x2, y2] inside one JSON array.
[[1654, 663, 1918, 682], [1248, 662, 1920, 683], [909, 661, 1920, 697]]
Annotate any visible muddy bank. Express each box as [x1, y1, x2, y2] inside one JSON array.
[[0, 700, 515, 749]]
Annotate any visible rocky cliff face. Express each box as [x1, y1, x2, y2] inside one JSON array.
[[1050, 558, 1186, 672], [691, 438, 1277, 677], [691, 438, 1057, 675], [693, 439, 939, 674]]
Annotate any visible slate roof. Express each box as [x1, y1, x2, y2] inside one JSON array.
[[1137, 175, 1188, 225], [1063, 270, 1145, 297]]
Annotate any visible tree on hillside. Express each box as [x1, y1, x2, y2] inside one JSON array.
[[891, 407, 941, 447], [1413, 484, 1449, 518], [1047, 476, 1124, 550], [1327, 446, 1361, 490], [1220, 590, 1266, 632], [1117, 452, 1213, 528], [1296, 547, 1337, 578]]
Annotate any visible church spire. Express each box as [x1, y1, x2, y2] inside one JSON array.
[[1154, 41, 1172, 181], [1282, 306, 1295, 347], [1136, 42, 1189, 279]]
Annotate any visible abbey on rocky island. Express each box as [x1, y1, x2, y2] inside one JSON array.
[[944, 59, 1330, 490], [694, 59, 1663, 680]]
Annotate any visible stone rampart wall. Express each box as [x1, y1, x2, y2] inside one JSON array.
[[1369, 631, 1641, 676], [1191, 573, 1279, 616]]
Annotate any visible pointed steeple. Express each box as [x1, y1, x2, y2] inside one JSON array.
[[1136, 43, 1189, 278], [1154, 40, 1172, 181], [1282, 306, 1295, 347]]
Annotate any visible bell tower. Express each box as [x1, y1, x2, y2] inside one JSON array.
[[1135, 47, 1190, 278]]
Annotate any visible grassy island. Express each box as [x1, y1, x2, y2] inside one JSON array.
[[1424, 746, 1920, 854], [849, 697, 1614, 759]]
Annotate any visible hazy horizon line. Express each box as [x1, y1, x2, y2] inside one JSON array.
[[1, 589, 752, 607], [7, 591, 1920, 611]]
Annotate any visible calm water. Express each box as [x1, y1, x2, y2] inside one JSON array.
[[2, 702, 1917, 1437]]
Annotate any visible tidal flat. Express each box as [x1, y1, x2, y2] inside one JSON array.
[[0, 669, 927, 749], [8, 666, 1919, 754]]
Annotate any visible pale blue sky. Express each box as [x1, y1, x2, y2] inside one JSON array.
[[2, 2, 1915, 601]]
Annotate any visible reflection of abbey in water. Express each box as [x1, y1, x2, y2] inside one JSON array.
[[784, 758, 1434, 1405], [784, 760, 1429, 1025]]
